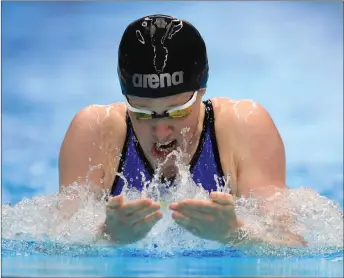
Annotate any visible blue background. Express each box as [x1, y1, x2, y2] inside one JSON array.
[[2, 2, 343, 207]]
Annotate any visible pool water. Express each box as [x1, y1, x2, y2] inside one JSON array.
[[2, 166, 343, 277], [2, 239, 343, 277]]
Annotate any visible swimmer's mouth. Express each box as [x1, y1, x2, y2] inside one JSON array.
[[155, 140, 177, 152], [152, 140, 177, 157]]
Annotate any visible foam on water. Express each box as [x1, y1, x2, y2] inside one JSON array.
[[2, 146, 343, 257]]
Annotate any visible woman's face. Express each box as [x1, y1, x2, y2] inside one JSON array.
[[126, 90, 205, 171]]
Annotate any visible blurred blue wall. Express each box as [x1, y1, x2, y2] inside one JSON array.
[[2, 2, 343, 207]]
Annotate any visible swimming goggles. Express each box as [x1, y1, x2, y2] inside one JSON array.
[[125, 91, 198, 120]]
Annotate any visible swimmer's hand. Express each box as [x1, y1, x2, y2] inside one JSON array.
[[169, 192, 239, 244], [170, 192, 308, 248], [101, 195, 162, 245]]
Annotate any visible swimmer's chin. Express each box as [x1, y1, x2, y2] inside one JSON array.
[[153, 162, 178, 179]]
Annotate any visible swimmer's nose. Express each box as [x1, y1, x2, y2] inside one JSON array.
[[152, 122, 173, 141]]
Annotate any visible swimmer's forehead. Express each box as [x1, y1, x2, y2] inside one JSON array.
[[126, 91, 194, 109]]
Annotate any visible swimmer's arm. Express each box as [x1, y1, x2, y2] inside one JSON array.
[[227, 104, 306, 247], [234, 102, 286, 198], [58, 106, 106, 217]]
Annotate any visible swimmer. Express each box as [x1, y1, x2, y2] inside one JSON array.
[[58, 14, 307, 247]]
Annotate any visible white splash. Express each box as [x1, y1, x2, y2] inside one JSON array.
[[2, 147, 343, 256]]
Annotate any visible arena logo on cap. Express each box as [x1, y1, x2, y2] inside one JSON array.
[[132, 71, 184, 89]]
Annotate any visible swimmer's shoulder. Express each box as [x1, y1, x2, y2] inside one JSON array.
[[67, 102, 127, 138], [59, 102, 128, 190], [208, 97, 255, 182], [209, 97, 276, 136], [70, 102, 129, 152], [208, 97, 284, 194]]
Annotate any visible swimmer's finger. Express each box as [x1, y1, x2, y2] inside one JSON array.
[[210, 192, 235, 206], [266, 236, 308, 248], [120, 198, 153, 215], [281, 230, 308, 247], [170, 200, 218, 213], [106, 195, 123, 209], [172, 211, 200, 235], [133, 211, 162, 232], [127, 203, 161, 226], [175, 208, 214, 222]]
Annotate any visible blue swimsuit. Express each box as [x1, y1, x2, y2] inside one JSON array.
[[110, 100, 229, 196]]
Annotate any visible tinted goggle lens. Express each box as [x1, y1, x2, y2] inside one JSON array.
[[134, 106, 192, 120], [169, 106, 192, 118], [134, 112, 153, 120]]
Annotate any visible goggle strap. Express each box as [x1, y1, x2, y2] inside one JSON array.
[[167, 91, 198, 113], [124, 97, 154, 115]]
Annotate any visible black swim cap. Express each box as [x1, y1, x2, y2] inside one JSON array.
[[117, 14, 209, 98]]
